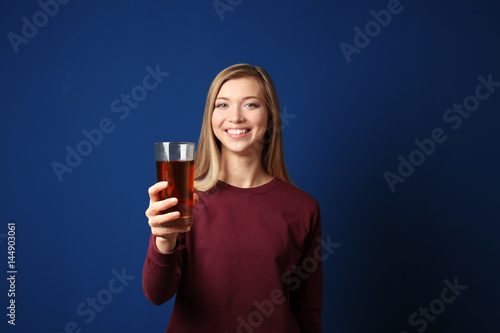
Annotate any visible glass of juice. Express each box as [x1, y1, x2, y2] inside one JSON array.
[[155, 142, 195, 227]]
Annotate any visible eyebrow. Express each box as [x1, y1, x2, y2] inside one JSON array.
[[215, 96, 262, 101]]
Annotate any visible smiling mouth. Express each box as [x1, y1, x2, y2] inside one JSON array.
[[225, 128, 250, 135]]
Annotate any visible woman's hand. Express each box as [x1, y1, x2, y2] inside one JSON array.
[[146, 181, 197, 253]]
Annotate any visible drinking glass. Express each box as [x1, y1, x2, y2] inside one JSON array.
[[155, 142, 195, 227]]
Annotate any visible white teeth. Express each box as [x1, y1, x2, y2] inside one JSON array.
[[227, 129, 248, 135]]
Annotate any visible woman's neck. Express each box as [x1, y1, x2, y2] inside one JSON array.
[[218, 149, 273, 188]]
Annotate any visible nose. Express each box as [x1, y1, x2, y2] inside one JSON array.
[[228, 106, 244, 123]]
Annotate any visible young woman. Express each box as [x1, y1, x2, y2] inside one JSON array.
[[143, 64, 322, 332]]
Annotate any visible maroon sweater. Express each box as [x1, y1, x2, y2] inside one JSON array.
[[143, 178, 322, 332]]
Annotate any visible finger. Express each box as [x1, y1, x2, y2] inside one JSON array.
[[145, 197, 178, 218], [151, 227, 178, 239], [165, 226, 191, 233], [194, 193, 199, 206], [148, 211, 181, 227], [151, 226, 191, 238], [148, 181, 169, 203], [147, 197, 179, 217]]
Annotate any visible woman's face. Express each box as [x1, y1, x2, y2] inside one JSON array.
[[212, 77, 269, 157]]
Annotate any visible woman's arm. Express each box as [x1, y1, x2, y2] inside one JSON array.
[[142, 182, 192, 305], [290, 206, 323, 333], [142, 233, 184, 305]]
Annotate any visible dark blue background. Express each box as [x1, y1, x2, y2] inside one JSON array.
[[1, 0, 499, 332]]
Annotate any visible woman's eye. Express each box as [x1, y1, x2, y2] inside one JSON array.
[[246, 103, 259, 108], [216, 103, 228, 108]]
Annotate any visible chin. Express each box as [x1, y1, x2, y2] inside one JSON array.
[[224, 143, 264, 156]]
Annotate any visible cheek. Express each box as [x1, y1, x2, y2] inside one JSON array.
[[211, 112, 219, 129], [252, 110, 269, 129]]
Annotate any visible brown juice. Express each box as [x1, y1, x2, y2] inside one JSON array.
[[156, 160, 194, 227]]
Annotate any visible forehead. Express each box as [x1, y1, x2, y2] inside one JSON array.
[[216, 77, 264, 98]]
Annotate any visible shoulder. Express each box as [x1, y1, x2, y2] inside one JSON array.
[[274, 179, 319, 212]]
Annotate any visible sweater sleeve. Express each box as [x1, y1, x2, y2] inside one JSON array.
[[290, 205, 323, 333], [142, 233, 184, 305]]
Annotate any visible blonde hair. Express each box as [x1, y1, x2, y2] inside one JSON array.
[[194, 64, 292, 191]]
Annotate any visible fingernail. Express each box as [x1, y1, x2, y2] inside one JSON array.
[[170, 197, 178, 204]]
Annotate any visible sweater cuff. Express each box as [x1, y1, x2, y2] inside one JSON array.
[[147, 233, 183, 268]]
